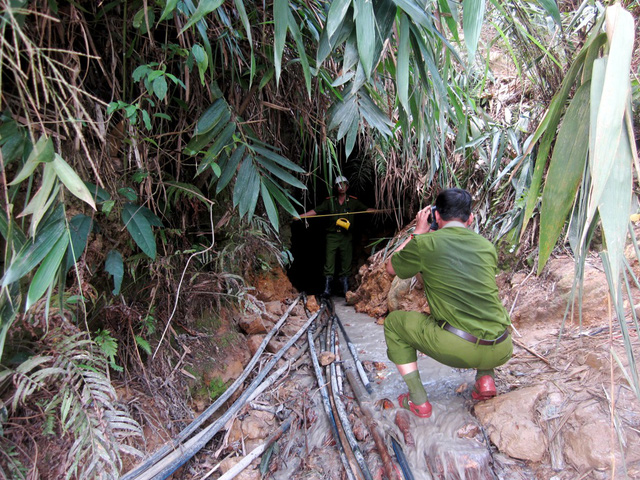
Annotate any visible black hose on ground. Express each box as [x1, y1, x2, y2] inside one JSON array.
[[391, 436, 415, 480], [334, 313, 373, 394], [307, 320, 357, 480], [121, 296, 302, 480], [127, 303, 324, 480], [330, 320, 374, 480]]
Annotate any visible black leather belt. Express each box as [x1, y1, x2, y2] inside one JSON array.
[[438, 320, 509, 346]]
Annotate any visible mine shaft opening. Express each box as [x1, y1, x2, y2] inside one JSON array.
[[286, 174, 397, 297]]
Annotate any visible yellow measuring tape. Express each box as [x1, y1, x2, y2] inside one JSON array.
[[296, 209, 389, 219]]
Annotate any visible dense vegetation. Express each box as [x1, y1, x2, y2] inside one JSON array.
[[0, 0, 637, 477]]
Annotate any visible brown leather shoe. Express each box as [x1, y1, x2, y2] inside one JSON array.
[[398, 392, 432, 418], [472, 375, 496, 400]]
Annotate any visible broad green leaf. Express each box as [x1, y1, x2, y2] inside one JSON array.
[[519, 27, 606, 237], [273, 0, 288, 85], [263, 177, 299, 217], [326, 0, 351, 40], [185, 110, 231, 154], [463, 0, 485, 59], [118, 187, 138, 202], [105, 250, 124, 295], [537, 82, 591, 273], [354, 0, 375, 79], [159, 0, 179, 22], [192, 44, 208, 84], [328, 95, 358, 132], [345, 116, 359, 158], [397, 13, 410, 112], [0, 282, 20, 361], [26, 232, 69, 310], [216, 145, 245, 194], [287, 8, 312, 95], [122, 203, 156, 259], [437, 0, 459, 42], [51, 154, 97, 210], [180, 0, 224, 33], [359, 92, 392, 137], [260, 181, 279, 231], [152, 76, 168, 101], [248, 145, 305, 173], [234, 157, 260, 219], [65, 214, 93, 272], [393, 0, 431, 28], [197, 122, 236, 176], [598, 119, 633, 298], [10, 136, 54, 185], [195, 98, 227, 136], [0, 209, 27, 250], [1, 211, 66, 286], [588, 6, 634, 220], [256, 156, 306, 190], [19, 161, 56, 219], [537, 0, 561, 27]]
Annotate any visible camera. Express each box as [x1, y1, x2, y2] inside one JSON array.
[[429, 206, 438, 231]]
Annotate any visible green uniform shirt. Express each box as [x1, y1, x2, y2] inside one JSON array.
[[391, 226, 510, 340], [315, 196, 368, 233]]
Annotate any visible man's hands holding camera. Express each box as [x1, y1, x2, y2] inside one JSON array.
[[415, 205, 438, 235]]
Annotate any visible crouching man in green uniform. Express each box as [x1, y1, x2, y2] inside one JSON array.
[[384, 188, 512, 418], [301, 176, 373, 296]]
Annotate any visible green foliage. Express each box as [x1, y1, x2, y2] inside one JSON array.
[[95, 329, 123, 372], [2, 332, 142, 478]]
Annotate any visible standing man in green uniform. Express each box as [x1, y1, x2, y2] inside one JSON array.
[[300, 176, 373, 296], [384, 188, 512, 418]]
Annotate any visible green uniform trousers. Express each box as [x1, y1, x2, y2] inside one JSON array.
[[323, 231, 353, 278], [384, 310, 512, 370]]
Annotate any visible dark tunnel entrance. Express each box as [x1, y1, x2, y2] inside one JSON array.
[[286, 173, 398, 297]]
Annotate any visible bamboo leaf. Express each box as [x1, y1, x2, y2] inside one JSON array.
[[234, 157, 260, 219], [256, 156, 306, 190], [2, 210, 66, 286], [598, 119, 633, 296], [263, 177, 299, 218], [537, 82, 591, 273], [393, 0, 431, 28], [326, 0, 351, 39], [105, 250, 124, 295], [159, 0, 179, 22], [194, 98, 227, 136], [537, 0, 561, 27], [216, 145, 245, 194], [121, 203, 156, 259], [463, 0, 485, 59], [588, 6, 635, 219], [397, 13, 410, 113], [26, 232, 69, 311], [65, 214, 93, 272], [180, 0, 224, 33], [248, 145, 305, 173], [196, 122, 236, 176], [354, 0, 375, 79], [260, 180, 279, 231], [273, 0, 288, 86], [287, 8, 312, 95], [51, 154, 97, 210], [10, 135, 54, 185]]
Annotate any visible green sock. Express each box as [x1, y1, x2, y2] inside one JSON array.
[[402, 370, 428, 405], [476, 369, 495, 381]]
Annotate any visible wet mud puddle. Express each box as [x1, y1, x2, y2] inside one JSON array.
[[333, 299, 497, 480]]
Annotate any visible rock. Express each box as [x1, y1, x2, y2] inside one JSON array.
[[237, 312, 275, 335], [264, 301, 284, 317], [247, 267, 296, 302], [426, 439, 494, 480], [350, 262, 394, 318], [512, 258, 610, 330], [247, 335, 264, 356], [219, 457, 261, 480], [474, 385, 547, 462], [318, 351, 335, 366], [563, 401, 640, 473], [306, 295, 320, 312], [387, 275, 430, 314], [204, 359, 244, 384]]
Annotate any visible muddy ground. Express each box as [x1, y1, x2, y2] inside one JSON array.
[[119, 248, 640, 480]]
